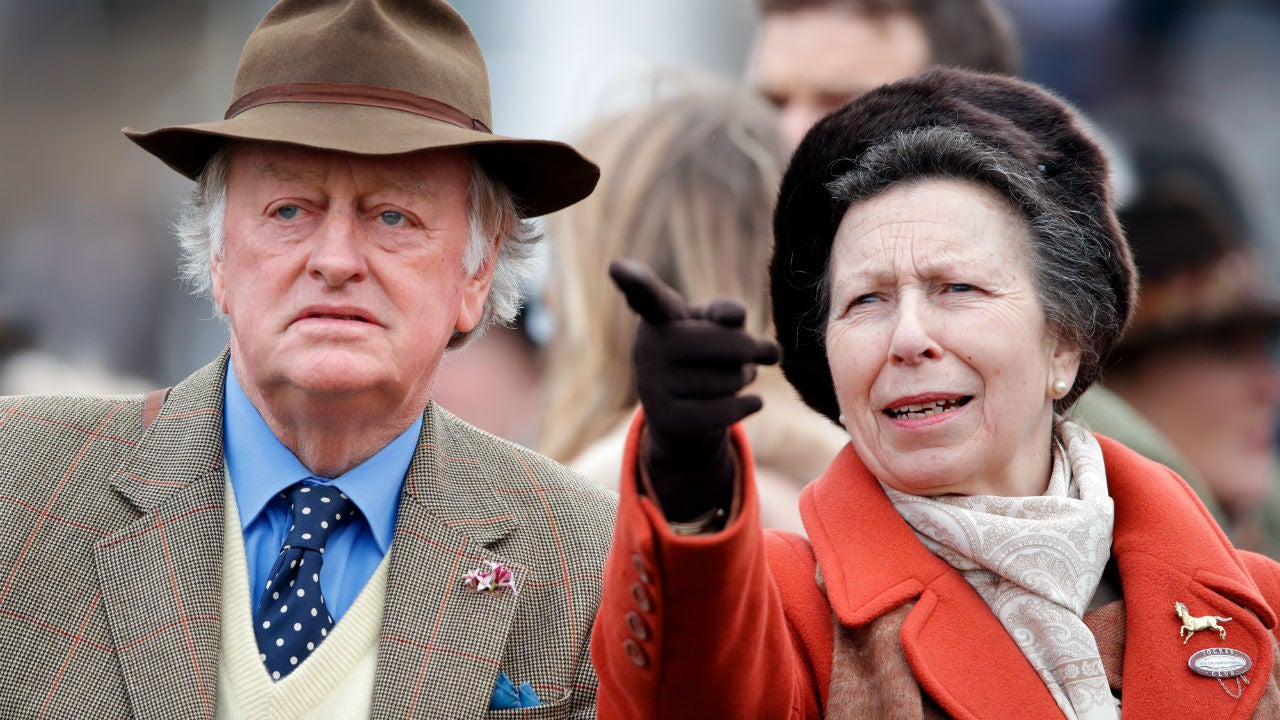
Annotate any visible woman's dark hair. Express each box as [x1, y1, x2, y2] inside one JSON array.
[[770, 67, 1136, 422]]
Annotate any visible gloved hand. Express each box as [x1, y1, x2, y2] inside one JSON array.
[[609, 258, 780, 523]]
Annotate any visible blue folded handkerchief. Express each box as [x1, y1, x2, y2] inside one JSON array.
[[489, 671, 542, 710]]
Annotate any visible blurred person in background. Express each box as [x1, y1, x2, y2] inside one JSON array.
[[0, 0, 616, 716], [431, 306, 546, 448], [1081, 114, 1280, 554], [0, 308, 151, 395], [0, 314, 34, 392], [540, 81, 845, 533], [749, 0, 1020, 148]]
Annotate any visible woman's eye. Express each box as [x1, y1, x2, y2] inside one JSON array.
[[853, 293, 878, 305], [947, 283, 975, 293], [275, 205, 300, 221], [379, 211, 405, 227]]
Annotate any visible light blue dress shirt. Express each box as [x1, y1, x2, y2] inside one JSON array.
[[223, 362, 421, 621]]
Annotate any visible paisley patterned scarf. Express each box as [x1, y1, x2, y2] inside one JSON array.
[[884, 420, 1119, 720]]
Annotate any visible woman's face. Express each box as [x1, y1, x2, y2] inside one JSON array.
[[825, 178, 1081, 497], [1109, 330, 1280, 516]]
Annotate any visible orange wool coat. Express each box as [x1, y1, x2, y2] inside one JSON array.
[[592, 414, 1280, 719]]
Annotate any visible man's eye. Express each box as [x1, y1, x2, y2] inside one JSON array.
[[379, 211, 404, 227], [275, 205, 300, 220]]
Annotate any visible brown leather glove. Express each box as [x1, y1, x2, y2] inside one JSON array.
[[609, 258, 780, 522]]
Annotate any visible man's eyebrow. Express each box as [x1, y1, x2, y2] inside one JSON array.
[[379, 175, 444, 197]]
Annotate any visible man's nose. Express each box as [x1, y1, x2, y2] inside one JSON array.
[[306, 209, 369, 287]]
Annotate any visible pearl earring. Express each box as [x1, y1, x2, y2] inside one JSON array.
[[838, 414, 846, 425], [1052, 379, 1068, 396]]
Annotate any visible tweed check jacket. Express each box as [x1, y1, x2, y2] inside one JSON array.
[[0, 351, 616, 719]]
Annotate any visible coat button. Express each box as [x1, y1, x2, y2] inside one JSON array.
[[626, 610, 651, 641], [631, 553, 652, 584], [624, 638, 648, 667], [630, 581, 653, 612]]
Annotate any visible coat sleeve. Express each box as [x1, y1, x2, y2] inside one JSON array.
[[1241, 550, 1280, 638], [591, 410, 825, 720]]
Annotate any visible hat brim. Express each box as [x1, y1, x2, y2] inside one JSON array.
[[123, 102, 598, 218]]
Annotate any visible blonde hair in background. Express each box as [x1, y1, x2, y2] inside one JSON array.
[[540, 78, 787, 463]]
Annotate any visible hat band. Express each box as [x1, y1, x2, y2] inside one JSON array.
[[225, 81, 492, 133]]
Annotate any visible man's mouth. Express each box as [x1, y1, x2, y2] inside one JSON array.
[[295, 306, 379, 325], [884, 396, 972, 419], [305, 312, 371, 322]]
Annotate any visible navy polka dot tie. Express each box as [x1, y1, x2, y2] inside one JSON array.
[[253, 482, 357, 681]]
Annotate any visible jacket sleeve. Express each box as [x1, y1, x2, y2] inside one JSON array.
[[591, 410, 823, 719]]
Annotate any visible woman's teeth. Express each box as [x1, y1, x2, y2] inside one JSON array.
[[886, 397, 969, 419]]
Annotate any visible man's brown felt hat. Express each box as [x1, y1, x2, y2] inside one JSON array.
[[123, 0, 598, 218]]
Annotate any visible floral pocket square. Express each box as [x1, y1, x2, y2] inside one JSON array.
[[489, 671, 541, 710]]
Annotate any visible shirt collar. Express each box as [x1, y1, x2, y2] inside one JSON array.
[[223, 361, 421, 554]]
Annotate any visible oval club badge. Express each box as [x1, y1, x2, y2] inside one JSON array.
[[1188, 648, 1253, 679]]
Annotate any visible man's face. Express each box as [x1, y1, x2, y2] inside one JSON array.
[[750, 6, 930, 148], [212, 142, 493, 414]]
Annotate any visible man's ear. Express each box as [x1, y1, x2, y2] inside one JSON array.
[[454, 243, 499, 334], [210, 252, 229, 315]]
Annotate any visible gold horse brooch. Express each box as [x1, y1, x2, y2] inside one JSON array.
[[1175, 601, 1233, 644]]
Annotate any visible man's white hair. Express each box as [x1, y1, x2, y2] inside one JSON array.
[[174, 145, 540, 348]]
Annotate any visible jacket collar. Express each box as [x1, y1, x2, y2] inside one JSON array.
[[800, 433, 1276, 718]]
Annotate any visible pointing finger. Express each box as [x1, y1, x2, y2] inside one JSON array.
[[609, 258, 691, 326], [701, 298, 747, 328]]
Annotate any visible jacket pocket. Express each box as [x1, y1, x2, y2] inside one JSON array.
[[483, 689, 585, 719]]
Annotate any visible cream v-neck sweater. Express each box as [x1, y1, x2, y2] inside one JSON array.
[[216, 477, 389, 719]]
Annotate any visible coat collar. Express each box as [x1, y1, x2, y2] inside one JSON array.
[[800, 433, 1276, 719]]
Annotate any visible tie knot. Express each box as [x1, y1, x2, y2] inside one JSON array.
[[281, 483, 357, 552]]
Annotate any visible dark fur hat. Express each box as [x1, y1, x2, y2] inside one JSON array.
[[770, 66, 1136, 423]]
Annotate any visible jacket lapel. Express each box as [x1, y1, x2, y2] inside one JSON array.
[[373, 402, 523, 719], [92, 352, 229, 720], [1098, 434, 1276, 719], [801, 445, 1065, 719]]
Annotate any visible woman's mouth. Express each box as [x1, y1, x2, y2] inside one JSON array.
[[884, 396, 972, 419]]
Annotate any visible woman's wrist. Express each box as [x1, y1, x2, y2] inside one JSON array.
[[638, 426, 737, 529]]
